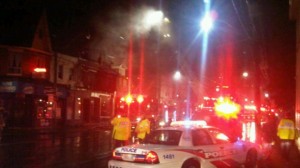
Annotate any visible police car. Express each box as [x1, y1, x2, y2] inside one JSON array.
[[108, 120, 261, 168]]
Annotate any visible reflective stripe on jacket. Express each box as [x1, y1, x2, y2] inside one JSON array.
[[277, 118, 295, 140]]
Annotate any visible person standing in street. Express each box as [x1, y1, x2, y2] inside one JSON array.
[[277, 112, 297, 162], [135, 115, 150, 144], [262, 114, 278, 144], [111, 111, 131, 149]]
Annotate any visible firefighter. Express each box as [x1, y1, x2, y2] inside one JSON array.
[[135, 115, 150, 144], [277, 112, 297, 161], [111, 111, 131, 148]]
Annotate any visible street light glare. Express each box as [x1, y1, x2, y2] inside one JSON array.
[[174, 71, 181, 81], [200, 13, 213, 33], [264, 93, 269, 98], [242, 72, 249, 78], [164, 17, 170, 23], [143, 10, 163, 29]]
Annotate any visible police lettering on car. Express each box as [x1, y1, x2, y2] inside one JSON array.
[[204, 149, 237, 159], [121, 147, 137, 153]]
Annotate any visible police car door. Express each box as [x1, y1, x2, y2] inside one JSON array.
[[207, 128, 243, 167], [191, 129, 226, 166]]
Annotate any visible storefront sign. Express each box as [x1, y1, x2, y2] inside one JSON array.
[[23, 86, 34, 94], [0, 81, 16, 92], [91, 92, 110, 98]]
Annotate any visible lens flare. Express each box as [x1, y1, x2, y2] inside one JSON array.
[[214, 97, 241, 120]]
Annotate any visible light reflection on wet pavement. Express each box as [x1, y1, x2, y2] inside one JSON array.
[[0, 128, 112, 168], [2, 127, 300, 168]]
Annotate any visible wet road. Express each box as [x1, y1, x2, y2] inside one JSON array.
[[0, 127, 112, 168], [1, 127, 300, 168]]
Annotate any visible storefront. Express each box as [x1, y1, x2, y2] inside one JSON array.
[[0, 79, 68, 128], [66, 89, 114, 127]]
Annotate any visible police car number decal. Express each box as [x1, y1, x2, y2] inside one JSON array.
[[163, 154, 175, 159]]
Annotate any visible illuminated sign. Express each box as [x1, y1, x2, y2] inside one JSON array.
[[34, 68, 47, 73]]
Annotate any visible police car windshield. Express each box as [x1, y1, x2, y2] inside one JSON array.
[[145, 130, 182, 146]]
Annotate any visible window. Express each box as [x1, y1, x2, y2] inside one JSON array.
[[208, 128, 230, 144], [192, 129, 213, 146], [8, 53, 22, 74], [145, 130, 182, 145]]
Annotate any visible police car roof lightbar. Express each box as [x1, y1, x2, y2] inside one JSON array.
[[170, 120, 207, 127]]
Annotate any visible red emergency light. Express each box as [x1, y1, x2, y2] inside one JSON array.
[[125, 94, 133, 104]]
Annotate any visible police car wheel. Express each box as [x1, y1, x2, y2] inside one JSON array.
[[245, 149, 258, 168], [182, 160, 200, 168]]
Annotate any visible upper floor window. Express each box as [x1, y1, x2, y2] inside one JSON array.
[[8, 53, 22, 75]]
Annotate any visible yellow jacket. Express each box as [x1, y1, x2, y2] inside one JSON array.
[[277, 118, 296, 140], [111, 116, 131, 141], [135, 118, 150, 139]]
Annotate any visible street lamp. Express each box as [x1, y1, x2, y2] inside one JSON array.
[[173, 70, 182, 81], [200, 13, 214, 33], [242, 71, 249, 78], [264, 92, 269, 98], [142, 10, 163, 29]]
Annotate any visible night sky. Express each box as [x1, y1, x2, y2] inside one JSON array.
[[0, 0, 296, 110]]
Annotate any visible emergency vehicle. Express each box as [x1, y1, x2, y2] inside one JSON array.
[[108, 120, 262, 168]]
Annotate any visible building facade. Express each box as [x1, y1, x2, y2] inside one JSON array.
[[290, 0, 300, 129], [0, 45, 57, 127], [0, 12, 120, 128]]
